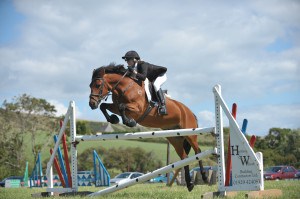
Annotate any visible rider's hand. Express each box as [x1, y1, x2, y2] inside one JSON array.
[[128, 66, 134, 72]]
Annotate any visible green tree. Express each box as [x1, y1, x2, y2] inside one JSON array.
[[0, 107, 24, 178], [76, 121, 92, 135], [255, 128, 300, 168], [1, 94, 57, 163]]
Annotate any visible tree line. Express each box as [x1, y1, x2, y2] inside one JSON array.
[[0, 94, 299, 180]]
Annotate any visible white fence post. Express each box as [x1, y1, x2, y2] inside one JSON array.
[[213, 85, 226, 194], [70, 101, 78, 192]]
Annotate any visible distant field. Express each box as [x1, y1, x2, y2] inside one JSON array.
[[0, 180, 299, 199]]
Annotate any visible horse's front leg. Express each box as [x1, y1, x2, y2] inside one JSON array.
[[100, 103, 120, 124], [118, 103, 137, 127]]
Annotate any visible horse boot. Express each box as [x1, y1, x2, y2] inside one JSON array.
[[156, 89, 168, 115]]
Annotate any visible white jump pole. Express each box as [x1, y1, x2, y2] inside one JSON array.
[[88, 148, 217, 197], [213, 85, 226, 194], [75, 127, 215, 141]]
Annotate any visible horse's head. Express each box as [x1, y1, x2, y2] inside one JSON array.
[[89, 64, 129, 109], [89, 67, 108, 109]]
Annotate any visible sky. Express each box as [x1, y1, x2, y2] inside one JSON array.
[[0, 0, 299, 136]]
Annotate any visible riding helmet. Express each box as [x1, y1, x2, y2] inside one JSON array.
[[122, 50, 140, 60]]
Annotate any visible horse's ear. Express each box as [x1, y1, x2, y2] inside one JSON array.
[[100, 68, 105, 76], [117, 65, 125, 70]]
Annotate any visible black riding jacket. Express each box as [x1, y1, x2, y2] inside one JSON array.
[[135, 61, 167, 82]]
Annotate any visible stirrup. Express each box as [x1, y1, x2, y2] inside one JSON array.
[[158, 105, 168, 115]]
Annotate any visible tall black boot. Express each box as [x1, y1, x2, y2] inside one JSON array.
[[156, 89, 168, 115]]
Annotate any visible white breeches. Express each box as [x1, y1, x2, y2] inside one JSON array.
[[144, 78, 151, 102], [153, 73, 167, 91], [144, 73, 167, 102]]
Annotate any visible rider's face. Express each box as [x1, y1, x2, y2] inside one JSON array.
[[126, 59, 135, 66]]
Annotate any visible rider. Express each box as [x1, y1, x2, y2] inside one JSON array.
[[122, 50, 168, 115]]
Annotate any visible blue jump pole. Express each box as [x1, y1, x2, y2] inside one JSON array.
[[54, 135, 69, 187], [93, 150, 110, 186], [241, 119, 248, 135]]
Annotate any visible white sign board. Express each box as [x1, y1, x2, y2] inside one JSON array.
[[230, 125, 263, 191]]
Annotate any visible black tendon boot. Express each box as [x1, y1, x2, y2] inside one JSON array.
[[156, 89, 168, 115]]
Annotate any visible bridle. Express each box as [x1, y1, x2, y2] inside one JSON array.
[[89, 77, 107, 104], [89, 70, 129, 105]]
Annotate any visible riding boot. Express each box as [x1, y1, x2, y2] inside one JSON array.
[[156, 89, 168, 115]]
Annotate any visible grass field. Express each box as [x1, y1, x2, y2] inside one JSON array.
[[0, 180, 299, 199]]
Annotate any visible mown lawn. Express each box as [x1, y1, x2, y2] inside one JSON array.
[[0, 180, 299, 199]]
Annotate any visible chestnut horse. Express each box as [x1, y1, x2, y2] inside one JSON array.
[[89, 64, 207, 191]]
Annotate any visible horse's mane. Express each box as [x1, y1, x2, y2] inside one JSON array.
[[92, 63, 127, 79]]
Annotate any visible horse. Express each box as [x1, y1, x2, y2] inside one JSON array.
[[89, 64, 207, 191]]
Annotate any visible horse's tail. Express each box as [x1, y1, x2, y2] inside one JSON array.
[[193, 113, 199, 128], [183, 139, 191, 154], [183, 113, 198, 155]]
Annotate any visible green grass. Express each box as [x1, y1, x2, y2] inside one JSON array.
[[0, 180, 299, 199]]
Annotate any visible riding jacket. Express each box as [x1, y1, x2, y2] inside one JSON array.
[[134, 61, 167, 82]]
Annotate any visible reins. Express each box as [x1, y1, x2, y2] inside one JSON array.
[[110, 70, 129, 95]]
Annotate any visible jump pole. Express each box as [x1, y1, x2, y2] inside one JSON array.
[[75, 127, 215, 141], [61, 120, 73, 187], [49, 149, 66, 188], [54, 135, 69, 187], [225, 103, 237, 186]]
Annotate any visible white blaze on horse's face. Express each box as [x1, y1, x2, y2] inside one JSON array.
[[89, 78, 105, 109]]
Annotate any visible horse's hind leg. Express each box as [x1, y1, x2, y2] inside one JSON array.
[[167, 137, 194, 192], [185, 136, 208, 183]]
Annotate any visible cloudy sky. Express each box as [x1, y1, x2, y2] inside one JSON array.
[[1, 0, 299, 136]]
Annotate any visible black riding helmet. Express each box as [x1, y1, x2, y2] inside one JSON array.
[[122, 50, 140, 60]]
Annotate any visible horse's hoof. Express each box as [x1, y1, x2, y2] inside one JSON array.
[[126, 119, 136, 127], [109, 115, 119, 124], [187, 183, 194, 192], [201, 172, 208, 183]]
